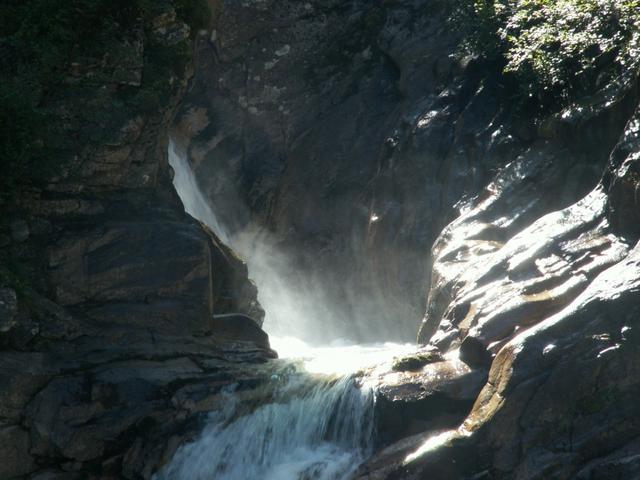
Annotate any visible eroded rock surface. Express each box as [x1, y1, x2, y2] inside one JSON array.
[[358, 73, 640, 480], [175, 0, 636, 348], [173, 3, 640, 476], [0, 3, 274, 478]]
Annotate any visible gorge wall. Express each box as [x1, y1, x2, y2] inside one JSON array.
[[174, 0, 637, 344], [0, 2, 275, 478], [174, 0, 640, 478]]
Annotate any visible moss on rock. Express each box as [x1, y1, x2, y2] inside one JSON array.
[[454, 0, 640, 107]]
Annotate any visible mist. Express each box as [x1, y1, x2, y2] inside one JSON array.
[[169, 140, 415, 345]]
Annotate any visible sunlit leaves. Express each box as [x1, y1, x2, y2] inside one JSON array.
[[456, 0, 640, 104]]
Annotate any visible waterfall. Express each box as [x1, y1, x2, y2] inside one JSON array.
[[168, 140, 230, 243], [164, 142, 413, 479], [157, 372, 374, 480]]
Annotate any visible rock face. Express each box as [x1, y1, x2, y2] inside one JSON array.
[[0, 2, 274, 478], [357, 108, 640, 478], [173, 0, 463, 340], [174, 0, 634, 344], [356, 26, 640, 480], [172, 0, 640, 477]]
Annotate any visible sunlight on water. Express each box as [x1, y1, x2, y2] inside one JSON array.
[[272, 336, 416, 375], [404, 426, 472, 465], [156, 335, 417, 480], [404, 430, 457, 464]]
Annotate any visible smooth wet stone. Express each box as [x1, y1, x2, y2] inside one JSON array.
[[362, 61, 640, 480], [366, 356, 487, 445], [370, 223, 640, 478], [46, 221, 215, 334], [0, 2, 272, 475], [608, 105, 640, 239], [211, 313, 270, 347]]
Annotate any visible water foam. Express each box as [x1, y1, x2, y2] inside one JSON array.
[[157, 372, 374, 480]]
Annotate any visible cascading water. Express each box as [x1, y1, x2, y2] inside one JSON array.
[[163, 142, 414, 479], [168, 140, 230, 244], [158, 371, 374, 480]]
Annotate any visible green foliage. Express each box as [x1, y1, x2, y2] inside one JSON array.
[[455, 0, 640, 105], [454, 0, 505, 61]]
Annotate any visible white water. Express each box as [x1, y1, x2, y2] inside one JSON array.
[[169, 141, 230, 244], [271, 336, 414, 376], [164, 143, 415, 479]]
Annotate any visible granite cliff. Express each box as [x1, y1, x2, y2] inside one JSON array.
[[0, 2, 274, 478]]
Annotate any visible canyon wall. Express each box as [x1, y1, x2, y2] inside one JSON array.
[[175, 0, 636, 343], [175, 1, 640, 478], [0, 3, 274, 478]]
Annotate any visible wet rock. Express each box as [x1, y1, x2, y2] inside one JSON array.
[[211, 313, 270, 347], [419, 171, 629, 356], [608, 104, 640, 240], [27, 375, 107, 461], [0, 287, 18, 333], [173, 0, 437, 341], [575, 437, 640, 479], [111, 27, 144, 87], [367, 355, 487, 445], [0, 1, 272, 476], [10, 219, 29, 243], [0, 425, 37, 478], [3, 0, 640, 477], [175, 0, 633, 348], [47, 220, 228, 336], [369, 101, 640, 477], [359, 30, 640, 478], [0, 353, 60, 423], [455, 242, 640, 479], [459, 336, 492, 368], [391, 349, 443, 372], [94, 358, 203, 391], [30, 470, 78, 480]]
